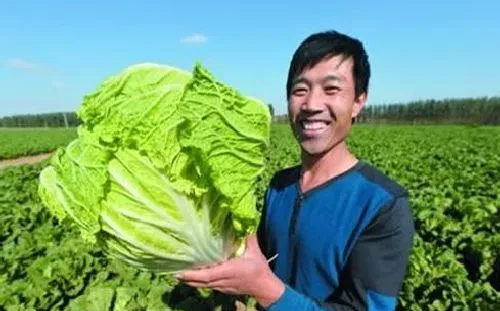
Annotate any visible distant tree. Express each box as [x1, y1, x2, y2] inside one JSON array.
[[0, 112, 82, 128], [356, 96, 500, 125], [1, 97, 499, 127], [268, 104, 275, 121]]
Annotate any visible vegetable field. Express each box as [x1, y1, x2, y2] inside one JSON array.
[[1, 124, 499, 310], [0, 128, 77, 160]]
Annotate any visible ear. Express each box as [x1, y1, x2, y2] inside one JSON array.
[[351, 92, 367, 118]]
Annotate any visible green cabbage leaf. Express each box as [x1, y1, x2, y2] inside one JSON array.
[[38, 62, 271, 274]]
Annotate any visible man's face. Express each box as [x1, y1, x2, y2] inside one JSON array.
[[288, 55, 366, 156]]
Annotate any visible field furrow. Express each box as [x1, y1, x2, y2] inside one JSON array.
[[1, 124, 499, 310]]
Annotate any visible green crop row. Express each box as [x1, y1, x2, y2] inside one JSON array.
[[0, 128, 77, 160], [1, 124, 499, 310]]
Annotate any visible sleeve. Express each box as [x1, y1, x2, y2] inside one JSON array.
[[257, 187, 273, 264], [262, 195, 415, 311]]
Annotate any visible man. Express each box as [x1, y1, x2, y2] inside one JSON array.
[[176, 30, 415, 311]]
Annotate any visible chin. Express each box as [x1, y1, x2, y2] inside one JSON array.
[[299, 141, 333, 157], [299, 134, 347, 157]]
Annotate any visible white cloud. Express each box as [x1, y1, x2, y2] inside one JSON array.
[[180, 33, 208, 44], [6, 58, 40, 71], [5, 57, 54, 74]]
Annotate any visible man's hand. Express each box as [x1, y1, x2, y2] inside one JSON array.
[[235, 300, 256, 311], [175, 234, 285, 308]]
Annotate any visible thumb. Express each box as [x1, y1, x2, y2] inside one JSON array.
[[235, 300, 247, 311], [244, 234, 263, 256]]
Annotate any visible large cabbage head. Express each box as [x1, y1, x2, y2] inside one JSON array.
[[38, 62, 271, 274]]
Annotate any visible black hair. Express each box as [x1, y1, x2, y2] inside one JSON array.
[[286, 30, 371, 101]]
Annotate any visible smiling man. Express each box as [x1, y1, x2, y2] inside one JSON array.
[[176, 30, 415, 311]]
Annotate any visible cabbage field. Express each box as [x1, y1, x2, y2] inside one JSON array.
[[0, 128, 77, 160], [1, 124, 499, 310]]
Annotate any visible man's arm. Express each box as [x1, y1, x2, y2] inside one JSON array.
[[260, 195, 415, 311]]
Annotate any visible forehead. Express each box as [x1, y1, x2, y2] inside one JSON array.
[[294, 55, 354, 83]]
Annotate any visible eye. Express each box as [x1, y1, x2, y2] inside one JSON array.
[[292, 86, 308, 96], [324, 85, 340, 94]]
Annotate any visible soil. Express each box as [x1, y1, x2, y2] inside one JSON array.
[[0, 152, 54, 170]]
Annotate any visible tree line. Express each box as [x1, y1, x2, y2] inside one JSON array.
[[356, 96, 500, 125], [0, 112, 81, 128], [1, 96, 499, 127], [273, 96, 500, 125]]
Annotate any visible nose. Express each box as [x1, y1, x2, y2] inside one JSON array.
[[301, 86, 325, 112]]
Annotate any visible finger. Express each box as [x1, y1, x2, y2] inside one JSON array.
[[214, 287, 240, 295], [183, 282, 238, 295], [175, 261, 225, 278], [188, 261, 223, 271], [183, 281, 222, 289], [247, 233, 258, 246], [176, 262, 235, 283], [183, 278, 231, 289], [235, 300, 247, 311], [242, 234, 266, 260], [213, 287, 228, 293], [176, 269, 212, 282]]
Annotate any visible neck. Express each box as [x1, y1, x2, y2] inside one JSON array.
[[300, 141, 358, 193]]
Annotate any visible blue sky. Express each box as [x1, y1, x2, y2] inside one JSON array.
[[1, 1, 499, 117]]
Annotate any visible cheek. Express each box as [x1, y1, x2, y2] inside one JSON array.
[[288, 101, 301, 120], [326, 102, 346, 121], [287, 104, 294, 118], [330, 97, 353, 119]]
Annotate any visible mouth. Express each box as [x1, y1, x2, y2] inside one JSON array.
[[298, 119, 331, 137]]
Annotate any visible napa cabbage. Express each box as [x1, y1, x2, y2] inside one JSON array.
[[38, 62, 271, 274]]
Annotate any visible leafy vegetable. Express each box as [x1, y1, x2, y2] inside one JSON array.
[[0, 128, 76, 161], [38, 62, 271, 274], [1, 125, 500, 309]]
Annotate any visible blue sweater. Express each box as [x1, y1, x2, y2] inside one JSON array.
[[256, 161, 415, 310]]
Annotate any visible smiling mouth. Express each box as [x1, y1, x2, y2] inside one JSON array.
[[298, 120, 330, 136], [300, 120, 330, 130]]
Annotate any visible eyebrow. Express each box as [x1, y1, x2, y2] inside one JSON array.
[[292, 74, 345, 86], [322, 74, 345, 83]]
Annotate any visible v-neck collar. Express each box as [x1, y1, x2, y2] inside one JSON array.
[[295, 160, 365, 199]]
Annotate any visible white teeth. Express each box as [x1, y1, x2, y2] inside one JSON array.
[[301, 121, 327, 130]]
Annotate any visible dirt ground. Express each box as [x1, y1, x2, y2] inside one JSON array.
[[0, 152, 54, 170]]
